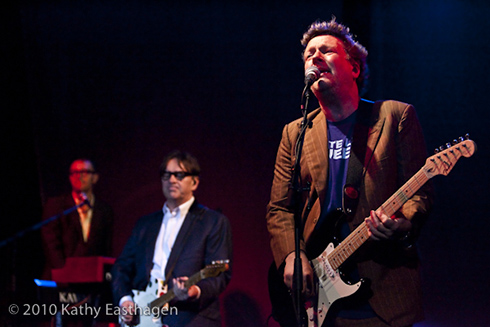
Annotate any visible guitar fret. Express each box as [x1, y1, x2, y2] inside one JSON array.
[[186, 275, 202, 288], [382, 170, 429, 217], [330, 169, 428, 270], [404, 182, 415, 198], [330, 169, 430, 270], [396, 190, 409, 204], [307, 139, 475, 327], [328, 223, 369, 270], [324, 149, 466, 271], [327, 169, 429, 269], [149, 263, 228, 310], [411, 173, 425, 191]]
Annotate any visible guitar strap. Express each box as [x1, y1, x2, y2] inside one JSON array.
[[343, 99, 377, 217]]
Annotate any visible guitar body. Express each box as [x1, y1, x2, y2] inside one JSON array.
[[269, 211, 363, 327], [268, 243, 363, 327], [120, 261, 229, 327], [308, 242, 362, 327], [268, 137, 476, 327], [132, 283, 164, 327], [121, 280, 166, 327]]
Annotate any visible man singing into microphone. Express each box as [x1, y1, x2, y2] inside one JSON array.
[[266, 18, 433, 327], [41, 158, 114, 279]]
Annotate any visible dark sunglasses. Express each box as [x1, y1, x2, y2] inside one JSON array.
[[161, 171, 194, 181]]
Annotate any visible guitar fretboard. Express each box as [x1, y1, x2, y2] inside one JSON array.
[[327, 167, 430, 270]]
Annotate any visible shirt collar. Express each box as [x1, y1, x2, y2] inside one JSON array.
[[163, 196, 195, 218]]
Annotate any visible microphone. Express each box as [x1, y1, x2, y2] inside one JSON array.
[[78, 192, 92, 208], [304, 65, 320, 86]]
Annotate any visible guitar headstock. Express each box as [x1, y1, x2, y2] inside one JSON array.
[[200, 260, 230, 279], [424, 135, 477, 178]]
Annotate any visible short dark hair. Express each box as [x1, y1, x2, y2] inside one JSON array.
[[301, 17, 369, 95], [159, 150, 201, 177]]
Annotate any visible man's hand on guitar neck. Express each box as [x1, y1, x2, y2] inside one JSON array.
[[283, 251, 314, 299], [365, 209, 412, 241], [172, 277, 201, 301]]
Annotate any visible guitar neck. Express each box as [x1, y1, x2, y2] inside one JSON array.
[[327, 165, 431, 270], [149, 270, 203, 310]]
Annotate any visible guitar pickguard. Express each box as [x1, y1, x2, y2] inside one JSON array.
[[308, 243, 362, 327], [269, 138, 476, 327], [125, 278, 167, 327]]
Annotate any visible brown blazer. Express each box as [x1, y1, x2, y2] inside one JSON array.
[[266, 100, 433, 326]]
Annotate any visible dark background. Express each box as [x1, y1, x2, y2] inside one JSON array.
[[2, 0, 489, 326]]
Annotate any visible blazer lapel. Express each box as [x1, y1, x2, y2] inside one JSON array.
[[145, 212, 164, 277], [343, 99, 375, 216], [164, 202, 203, 279], [301, 101, 383, 215], [302, 110, 328, 205], [64, 195, 84, 240], [365, 101, 385, 169]]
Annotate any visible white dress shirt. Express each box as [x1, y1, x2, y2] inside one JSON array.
[[119, 197, 194, 306], [73, 192, 94, 242], [150, 197, 194, 280]]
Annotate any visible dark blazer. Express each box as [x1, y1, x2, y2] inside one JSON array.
[[266, 100, 433, 326], [111, 200, 232, 326], [41, 194, 114, 276]]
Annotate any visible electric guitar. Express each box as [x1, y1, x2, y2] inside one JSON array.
[[121, 260, 229, 327], [269, 137, 476, 327]]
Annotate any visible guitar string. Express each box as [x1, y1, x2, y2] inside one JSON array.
[[322, 141, 469, 269], [327, 167, 430, 270]]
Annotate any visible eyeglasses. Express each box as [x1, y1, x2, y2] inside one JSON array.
[[69, 170, 95, 177], [161, 171, 194, 181]]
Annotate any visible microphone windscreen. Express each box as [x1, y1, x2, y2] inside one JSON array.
[[304, 66, 320, 85]]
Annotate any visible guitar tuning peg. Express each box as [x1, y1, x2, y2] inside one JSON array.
[[439, 145, 445, 152], [452, 139, 458, 145], [458, 136, 464, 142], [434, 148, 440, 154], [464, 133, 470, 140], [446, 142, 451, 149]]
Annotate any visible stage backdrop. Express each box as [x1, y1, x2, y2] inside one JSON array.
[[2, 1, 489, 326]]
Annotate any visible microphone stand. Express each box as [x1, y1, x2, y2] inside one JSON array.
[[0, 197, 90, 249], [288, 83, 313, 327], [0, 195, 90, 327]]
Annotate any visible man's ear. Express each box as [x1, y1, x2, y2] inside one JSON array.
[[352, 62, 360, 79], [92, 173, 100, 185], [192, 177, 200, 189]]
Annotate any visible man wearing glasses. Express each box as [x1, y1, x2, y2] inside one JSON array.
[[111, 150, 232, 327], [41, 158, 114, 278]]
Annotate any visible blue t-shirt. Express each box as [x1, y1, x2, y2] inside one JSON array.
[[319, 112, 356, 226]]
